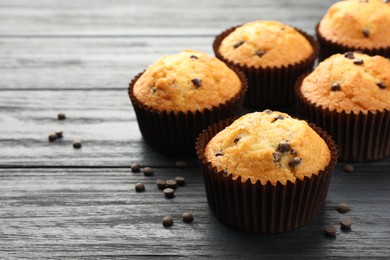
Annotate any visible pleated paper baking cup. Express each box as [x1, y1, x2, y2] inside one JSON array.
[[128, 69, 247, 156], [195, 119, 338, 233], [295, 75, 390, 162], [213, 25, 319, 108], [315, 22, 390, 62]]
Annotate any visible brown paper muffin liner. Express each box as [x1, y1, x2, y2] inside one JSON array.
[[315, 22, 390, 61], [213, 25, 319, 108], [195, 119, 338, 233], [295, 75, 390, 162], [128, 69, 247, 156]]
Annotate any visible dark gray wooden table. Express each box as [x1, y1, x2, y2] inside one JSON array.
[[1, 0, 389, 258]]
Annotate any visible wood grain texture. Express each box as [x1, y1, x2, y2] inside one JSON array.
[[0, 166, 389, 258]]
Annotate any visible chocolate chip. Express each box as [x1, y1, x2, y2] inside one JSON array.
[[288, 157, 302, 168], [215, 151, 223, 157], [182, 212, 193, 223], [277, 141, 291, 153], [57, 113, 66, 120], [162, 216, 173, 227], [163, 188, 175, 198], [176, 160, 188, 169], [344, 51, 355, 59], [272, 152, 282, 163], [377, 81, 387, 89], [151, 86, 157, 93], [353, 58, 364, 65], [131, 163, 141, 173], [343, 164, 354, 173], [362, 28, 370, 38], [337, 203, 350, 213], [156, 179, 167, 190], [175, 176, 186, 186], [55, 130, 63, 138], [190, 55, 198, 59], [135, 183, 145, 192], [166, 179, 177, 189], [331, 82, 341, 91], [191, 78, 202, 88], [48, 133, 57, 142], [263, 109, 272, 114], [340, 218, 352, 230], [255, 50, 266, 57], [324, 225, 337, 237], [143, 167, 154, 176], [72, 140, 82, 149], [385, 0, 390, 3], [273, 115, 284, 122], [233, 136, 241, 144], [290, 149, 297, 156], [233, 40, 244, 48]]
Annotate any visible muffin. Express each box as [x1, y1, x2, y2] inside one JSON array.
[[196, 111, 338, 233], [213, 20, 319, 108], [128, 50, 247, 156], [296, 52, 390, 161], [316, 0, 390, 61]]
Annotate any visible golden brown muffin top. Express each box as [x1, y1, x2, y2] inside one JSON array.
[[205, 111, 331, 186], [218, 20, 314, 68], [318, 0, 390, 49], [301, 52, 390, 113], [133, 50, 242, 113]]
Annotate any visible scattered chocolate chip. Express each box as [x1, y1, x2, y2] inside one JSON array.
[[385, 0, 390, 3], [233, 40, 244, 48], [263, 109, 272, 114], [191, 78, 202, 88], [353, 58, 364, 65], [57, 113, 66, 120], [156, 179, 167, 190], [48, 133, 57, 142], [182, 212, 193, 223], [255, 50, 266, 57], [344, 51, 355, 59], [166, 179, 177, 189], [272, 152, 282, 163], [362, 28, 370, 38], [290, 149, 297, 156], [377, 81, 387, 89], [273, 115, 284, 122], [135, 183, 145, 192], [175, 176, 186, 186], [331, 82, 341, 91], [233, 136, 241, 144], [324, 225, 337, 237], [340, 218, 352, 230], [288, 157, 302, 168], [176, 160, 188, 169], [151, 86, 157, 93], [215, 151, 223, 157], [162, 216, 173, 227], [190, 55, 198, 59], [343, 164, 354, 173], [55, 130, 63, 138], [143, 167, 154, 176], [163, 188, 175, 198], [278, 141, 291, 153], [337, 203, 350, 213], [131, 163, 141, 173], [72, 140, 82, 149]]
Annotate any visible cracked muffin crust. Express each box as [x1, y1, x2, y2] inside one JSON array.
[[300, 52, 390, 114], [318, 0, 390, 50], [204, 111, 331, 185], [218, 20, 314, 68], [133, 50, 242, 113]]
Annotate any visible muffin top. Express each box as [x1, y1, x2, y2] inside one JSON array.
[[318, 0, 390, 49], [133, 50, 242, 113], [204, 111, 331, 186], [300, 52, 390, 113], [218, 20, 314, 68]]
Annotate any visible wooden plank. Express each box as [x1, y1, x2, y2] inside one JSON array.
[[0, 0, 336, 36], [0, 37, 211, 90], [0, 166, 389, 258]]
